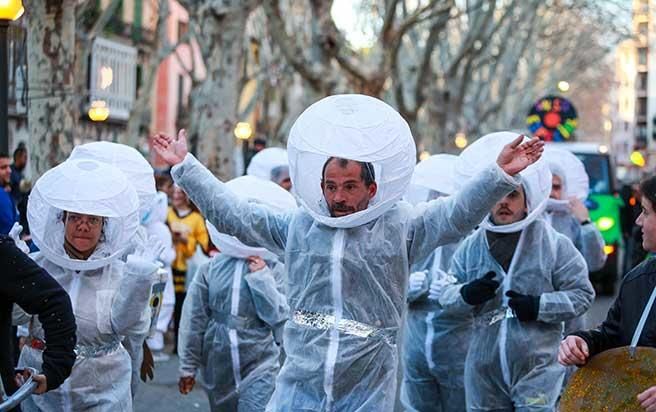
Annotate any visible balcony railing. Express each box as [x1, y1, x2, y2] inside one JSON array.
[[88, 37, 137, 121]]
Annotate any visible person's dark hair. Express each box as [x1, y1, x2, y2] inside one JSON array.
[[270, 165, 289, 182], [640, 175, 656, 208], [254, 138, 267, 146], [321, 157, 376, 186], [0, 152, 9, 159], [13, 143, 26, 160]]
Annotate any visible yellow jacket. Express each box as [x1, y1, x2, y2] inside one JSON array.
[[166, 207, 209, 273]]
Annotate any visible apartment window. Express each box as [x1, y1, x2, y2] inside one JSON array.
[[639, 47, 648, 66], [639, 22, 649, 37], [639, 97, 648, 116], [639, 72, 648, 90]]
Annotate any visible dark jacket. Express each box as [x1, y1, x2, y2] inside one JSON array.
[[0, 236, 76, 395], [571, 258, 656, 357]]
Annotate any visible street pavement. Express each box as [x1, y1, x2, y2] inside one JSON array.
[[133, 290, 617, 412], [134, 353, 209, 412]]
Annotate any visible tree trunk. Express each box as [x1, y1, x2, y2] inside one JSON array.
[[186, 2, 256, 180], [25, 0, 78, 178]]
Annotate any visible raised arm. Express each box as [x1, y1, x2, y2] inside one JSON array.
[[408, 163, 518, 263], [408, 135, 542, 263], [171, 153, 290, 257]]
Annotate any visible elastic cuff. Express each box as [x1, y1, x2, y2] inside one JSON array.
[[492, 162, 521, 186], [171, 153, 197, 181]]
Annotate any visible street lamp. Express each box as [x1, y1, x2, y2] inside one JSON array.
[[454, 132, 468, 149], [557, 81, 570, 93], [0, 0, 23, 154], [234, 122, 252, 140], [88, 100, 109, 122]]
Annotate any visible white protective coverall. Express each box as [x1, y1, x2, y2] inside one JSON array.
[[142, 192, 176, 351], [178, 175, 294, 411], [70, 141, 159, 396], [401, 154, 472, 412], [544, 146, 605, 334], [438, 132, 595, 411], [171, 95, 520, 411], [17, 158, 158, 412]]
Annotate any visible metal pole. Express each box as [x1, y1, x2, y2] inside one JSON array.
[[0, 20, 8, 155]]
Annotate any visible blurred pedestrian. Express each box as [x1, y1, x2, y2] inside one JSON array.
[[0, 151, 18, 234], [10, 143, 30, 235], [167, 185, 209, 353], [244, 137, 267, 171]]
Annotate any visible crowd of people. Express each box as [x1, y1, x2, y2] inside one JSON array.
[[1, 94, 655, 412]]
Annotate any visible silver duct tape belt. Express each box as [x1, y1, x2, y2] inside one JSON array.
[[292, 310, 397, 346], [475, 307, 516, 327], [74, 340, 122, 360], [211, 311, 265, 329]]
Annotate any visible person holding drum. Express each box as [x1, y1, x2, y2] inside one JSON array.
[[559, 175, 656, 411]]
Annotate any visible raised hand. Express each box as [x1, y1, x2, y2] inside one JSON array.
[[569, 197, 591, 224], [134, 235, 166, 267], [496, 135, 544, 176], [8, 222, 29, 254], [152, 129, 188, 166]]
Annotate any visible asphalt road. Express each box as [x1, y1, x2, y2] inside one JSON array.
[[133, 353, 209, 412]]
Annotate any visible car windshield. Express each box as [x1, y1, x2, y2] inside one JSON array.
[[573, 153, 612, 195]]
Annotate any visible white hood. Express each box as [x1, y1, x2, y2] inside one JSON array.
[[28, 158, 140, 270], [70, 141, 156, 217], [287, 94, 416, 228], [456, 131, 551, 233]]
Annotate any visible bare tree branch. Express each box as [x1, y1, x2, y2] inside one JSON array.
[[262, 0, 327, 93]]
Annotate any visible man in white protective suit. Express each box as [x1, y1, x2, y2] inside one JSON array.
[[436, 132, 595, 412], [153, 94, 543, 411]]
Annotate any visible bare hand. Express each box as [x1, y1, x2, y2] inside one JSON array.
[[638, 386, 656, 411], [496, 135, 544, 176], [569, 197, 591, 223], [152, 129, 188, 166], [15, 371, 47, 395], [32, 374, 47, 395], [558, 335, 589, 366], [247, 256, 267, 272], [179, 376, 196, 395]]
